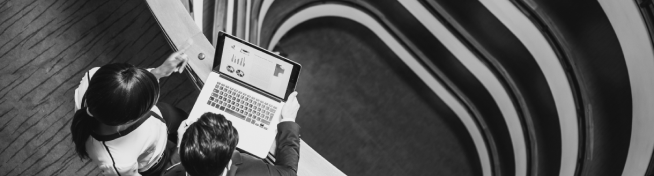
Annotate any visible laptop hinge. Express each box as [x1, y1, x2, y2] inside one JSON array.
[[218, 73, 283, 102]]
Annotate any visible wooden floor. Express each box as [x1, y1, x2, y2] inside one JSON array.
[[0, 0, 198, 175]]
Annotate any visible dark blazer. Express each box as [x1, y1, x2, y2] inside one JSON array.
[[164, 121, 301, 176]]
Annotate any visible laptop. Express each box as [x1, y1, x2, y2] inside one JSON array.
[[186, 31, 301, 158]]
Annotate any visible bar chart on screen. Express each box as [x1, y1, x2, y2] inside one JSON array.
[[231, 54, 246, 67]]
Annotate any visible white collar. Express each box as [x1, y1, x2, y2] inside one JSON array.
[[221, 160, 233, 176]]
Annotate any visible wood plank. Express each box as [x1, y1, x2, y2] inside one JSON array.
[[145, 0, 215, 82], [298, 140, 346, 176]]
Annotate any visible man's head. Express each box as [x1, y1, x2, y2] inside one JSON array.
[[180, 112, 239, 176]]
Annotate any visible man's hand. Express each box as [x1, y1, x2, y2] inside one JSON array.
[[281, 92, 300, 122], [152, 47, 189, 80]]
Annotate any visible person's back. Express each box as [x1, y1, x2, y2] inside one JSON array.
[[71, 63, 168, 175], [71, 49, 190, 176], [165, 92, 302, 176]]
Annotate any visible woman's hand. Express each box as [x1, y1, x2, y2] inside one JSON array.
[[281, 92, 300, 122], [151, 49, 189, 80]]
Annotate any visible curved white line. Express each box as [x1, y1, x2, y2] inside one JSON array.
[[398, 1, 526, 176], [598, 1, 654, 175], [245, 0, 251, 41], [257, 0, 275, 45], [192, 0, 203, 31], [266, 4, 491, 176], [480, 1, 579, 176], [226, 0, 234, 35]]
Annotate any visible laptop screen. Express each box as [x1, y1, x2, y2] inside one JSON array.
[[216, 35, 297, 99]]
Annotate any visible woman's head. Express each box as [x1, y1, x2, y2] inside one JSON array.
[[72, 63, 159, 159], [85, 63, 160, 125]]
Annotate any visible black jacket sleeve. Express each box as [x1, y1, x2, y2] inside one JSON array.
[[233, 121, 301, 176], [273, 121, 301, 173]]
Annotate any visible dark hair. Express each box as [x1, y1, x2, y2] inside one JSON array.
[[180, 112, 239, 176], [71, 63, 160, 159]]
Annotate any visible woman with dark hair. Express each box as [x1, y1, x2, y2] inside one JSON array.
[[71, 51, 189, 176]]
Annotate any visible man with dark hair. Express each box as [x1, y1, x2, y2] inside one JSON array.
[[165, 92, 301, 176]]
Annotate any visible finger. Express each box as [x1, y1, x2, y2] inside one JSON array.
[[174, 54, 188, 65], [181, 54, 189, 62], [178, 57, 189, 73], [175, 53, 188, 61], [287, 91, 298, 101], [175, 54, 189, 72]]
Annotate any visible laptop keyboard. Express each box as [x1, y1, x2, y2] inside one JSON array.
[[207, 82, 276, 130]]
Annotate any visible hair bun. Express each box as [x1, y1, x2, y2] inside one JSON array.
[[120, 68, 132, 75]]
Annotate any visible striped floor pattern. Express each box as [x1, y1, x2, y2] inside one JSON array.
[[0, 0, 198, 175]]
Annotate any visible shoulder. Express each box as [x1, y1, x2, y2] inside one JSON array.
[[232, 151, 277, 176], [146, 106, 166, 125], [233, 150, 263, 166], [162, 151, 269, 176]]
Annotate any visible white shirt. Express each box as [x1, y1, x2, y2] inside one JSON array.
[[85, 107, 168, 176], [75, 67, 168, 176]]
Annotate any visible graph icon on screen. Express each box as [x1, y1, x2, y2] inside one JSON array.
[[274, 64, 285, 77], [230, 54, 245, 67]]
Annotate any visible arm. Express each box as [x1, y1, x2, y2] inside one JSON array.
[[269, 92, 302, 175], [150, 49, 189, 80], [235, 122, 300, 176], [168, 93, 302, 176], [239, 92, 301, 176], [271, 122, 301, 174]]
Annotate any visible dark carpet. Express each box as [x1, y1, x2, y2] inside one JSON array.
[[277, 18, 475, 176], [0, 0, 197, 175]]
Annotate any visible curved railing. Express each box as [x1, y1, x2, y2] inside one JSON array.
[[199, 0, 654, 175], [264, 3, 494, 175], [419, 0, 564, 175], [259, 1, 527, 176], [508, 0, 632, 175], [602, 1, 654, 175]]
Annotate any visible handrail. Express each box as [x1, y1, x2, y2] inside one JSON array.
[[480, 1, 581, 175], [599, 0, 654, 175], [638, 2, 654, 174], [508, 0, 632, 176], [417, 0, 573, 175], [398, 1, 528, 176], [144, 0, 345, 175], [265, 2, 493, 176]]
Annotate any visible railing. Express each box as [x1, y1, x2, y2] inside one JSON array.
[[145, 0, 345, 175]]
